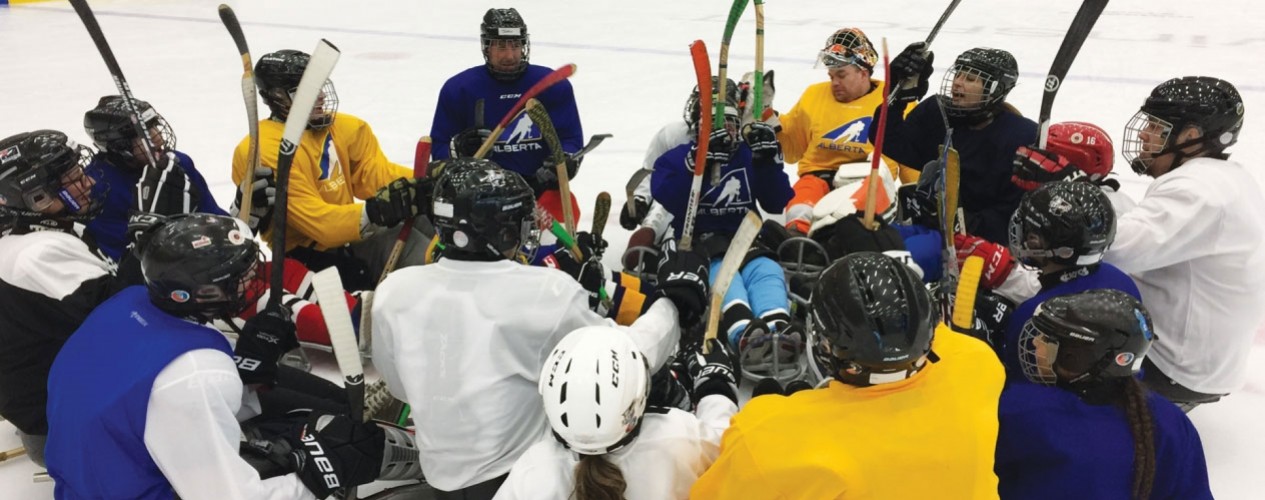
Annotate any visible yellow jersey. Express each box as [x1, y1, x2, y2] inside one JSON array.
[[778, 80, 918, 183], [232, 113, 411, 251], [690, 326, 1004, 500]]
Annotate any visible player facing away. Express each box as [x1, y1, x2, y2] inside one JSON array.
[[1104, 76, 1265, 411], [370, 158, 708, 499], [45, 214, 386, 499], [691, 252, 1004, 499], [493, 328, 738, 500], [0, 130, 124, 468], [874, 45, 1036, 244], [430, 7, 584, 226], [82, 95, 233, 261], [997, 290, 1213, 500], [232, 48, 428, 291]]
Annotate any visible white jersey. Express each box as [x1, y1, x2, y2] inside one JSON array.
[[1104, 157, 1265, 394], [146, 349, 315, 500], [492, 395, 737, 500], [634, 121, 692, 200], [371, 258, 680, 491]]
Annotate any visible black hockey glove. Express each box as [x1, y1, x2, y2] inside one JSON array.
[[889, 42, 934, 106], [126, 212, 170, 254], [235, 303, 299, 386], [137, 152, 201, 216], [686, 338, 740, 404], [816, 213, 906, 260], [535, 153, 581, 190], [686, 128, 736, 171], [971, 290, 1015, 352], [1011, 146, 1087, 191], [289, 413, 385, 499], [544, 232, 608, 310], [620, 195, 651, 230], [365, 177, 431, 229], [450, 127, 492, 158], [655, 239, 710, 330], [229, 166, 277, 234], [742, 122, 781, 165]]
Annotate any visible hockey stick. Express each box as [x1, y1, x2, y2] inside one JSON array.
[[591, 192, 613, 310], [268, 39, 341, 309], [863, 39, 893, 230], [752, 0, 766, 121], [952, 255, 984, 333], [473, 64, 577, 159], [887, 0, 964, 106], [0, 446, 26, 463], [69, 0, 168, 213], [218, 4, 261, 223], [712, 0, 750, 184], [703, 210, 763, 354], [1037, 0, 1109, 147], [624, 168, 652, 217], [377, 137, 431, 285], [681, 40, 714, 252], [311, 267, 364, 499], [525, 98, 577, 236]]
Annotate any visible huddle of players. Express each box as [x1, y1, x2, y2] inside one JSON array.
[[0, 6, 1257, 500]]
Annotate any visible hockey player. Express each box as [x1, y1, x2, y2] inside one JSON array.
[[1104, 76, 1265, 411], [430, 7, 584, 226], [81, 95, 237, 261], [493, 329, 739, 500], [874, 45, 1036, 244], [691, 252, 1004, 499], [0, 130, 129, 467], [779, 27, 917, 234], [999, 290, 1212, 499], [45, 214, 384, 499], [370, 158, 709, 498], [232, 48, 426, 291], [650, 82, 798, 381]]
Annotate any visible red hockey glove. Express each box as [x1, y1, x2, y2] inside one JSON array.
[[954, 233, 1016, 290], [1011, 145, 1087, 191]]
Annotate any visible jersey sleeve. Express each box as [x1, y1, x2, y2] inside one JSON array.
[[175, 152, 228, 216], [650, 146, 694, 224], [542, 80, 584, 154], [346, 119, 412, 199], [871, 97, 942, 171], [748, 150, 794, 215]]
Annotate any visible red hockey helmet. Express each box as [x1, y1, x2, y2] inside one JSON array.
[[1046, 122, 1114, 180]]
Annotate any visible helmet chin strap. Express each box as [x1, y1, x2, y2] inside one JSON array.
[[1141, 126, 1215, 175]]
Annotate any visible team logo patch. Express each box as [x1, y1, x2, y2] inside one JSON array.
[[701, 169, 752, 212], [0, 145, 20, 165], [191, 235, 212, 249], [822, 117, 872, 144], [501, 114, 542, 144], [170, 290, 191, 303], [1115, 352, 1135, 367]]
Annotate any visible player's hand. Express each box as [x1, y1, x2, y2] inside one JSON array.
[[742, 122, 781, 165], [450, 127, 492, 158], [234, 303, 299, 386], [365, 177, 431, 229], [1011, 146, 1087, 191], [229, 166, 277, 234], [953, 233, 1016, 289], [620, 195, 651, 230], [655, 239, 710, 329], [889, 42, 934, 105], [289, 413, 385, 498], [535, 153, 580, 189], [138, 152, 201, 216], [686, 338, 740, 404], [687, 128, 736, 171], [738, 69, 776, 128]]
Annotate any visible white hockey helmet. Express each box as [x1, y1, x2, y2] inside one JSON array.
[[539, 326, 651, 455]]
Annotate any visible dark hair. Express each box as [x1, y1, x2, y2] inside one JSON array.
[[1120, 378, 1156, 500], [572, 454, 626, 500]]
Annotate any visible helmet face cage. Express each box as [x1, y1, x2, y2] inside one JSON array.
[[683, 78, 740, 134], [939, 64, 1002, 116], [0, 131, 100, 217], [1017, 320, 1061, 385], [816, 28, 876, 71], [1019, 291, 1154, 389], [84, 98, 177, 166], [287, 80, 340, 130], [1121, 111, 1174, 174], [480, 8, 530, 81]]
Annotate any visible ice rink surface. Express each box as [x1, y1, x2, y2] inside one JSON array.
[[2, 0, 1264, 497]]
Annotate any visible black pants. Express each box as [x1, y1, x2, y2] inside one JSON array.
[[1141, 358, 1224, 412], [433, 474, 508, 500]]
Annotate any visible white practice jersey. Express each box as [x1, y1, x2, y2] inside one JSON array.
[[492, 395, 737, 500], [371, 258, 681, 491], [634, 121, 692, 200], [1105, 158, 1265, 394], [145, 348, 314, 500]]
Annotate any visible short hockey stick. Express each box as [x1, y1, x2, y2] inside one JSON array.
[[752, 0, 766, 121], [473, 64, 577, 159], [887, 0, 964, 106], [1037, 0, 1109, 147], [591, 192, 613, 310], [952, 255, 984, 333], [69, 0, 167, 213], [572, 133, 613, 164], [218, 4, 261, 223], [311, 267, 364, 499], [268, 39, 340, 309], [624, 168, 652, 217], [681, 40, 714, 252], [525, 99, 577, 236], [703, 210, 763, 354], [863, 39, 893, 230]]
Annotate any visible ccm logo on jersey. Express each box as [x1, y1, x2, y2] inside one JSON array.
[[299, 432, 341, 489]]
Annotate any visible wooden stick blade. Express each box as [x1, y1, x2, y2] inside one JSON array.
[[703, 211, 763, 352]]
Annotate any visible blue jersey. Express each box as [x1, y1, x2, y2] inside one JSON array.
[[650, 143, 793, 238], [45, 286, 233, 500], [85, 151, 227, 261], [1002, 264, 1141, 379], [873, 98, 1035, 244], [430, 64, 583, 180], [996, 382, 1212, 500]]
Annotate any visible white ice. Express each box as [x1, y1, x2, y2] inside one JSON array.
[[2, 0, 1263, 497]]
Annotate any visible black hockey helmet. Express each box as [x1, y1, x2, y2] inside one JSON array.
[[807, 252, 937, 386], [431, 157, 538, 260], [1008, 181, 1115, 268], [817, 27, 878, 71], [83, 95, 176, 169], [683, 76, 741, 136], [0, 130, 99, 221], [939, 47, 1018, 126], [141, 214, 263, 321], [254, 49, 339, 129], [481, 8, 530, 81], [1123, 76, 1244, 174], [1018, 289, 1154, 394]]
